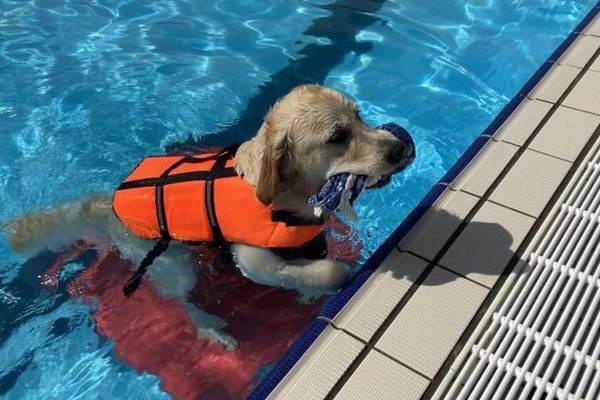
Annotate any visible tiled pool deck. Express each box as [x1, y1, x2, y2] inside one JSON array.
[[257, 9, 600, 400]]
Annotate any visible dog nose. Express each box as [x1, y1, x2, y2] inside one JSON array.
[[377, 122, 416, 167], [386, 142, 406, 165]]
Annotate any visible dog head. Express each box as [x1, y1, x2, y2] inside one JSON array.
[[249, 85, 414, 205]]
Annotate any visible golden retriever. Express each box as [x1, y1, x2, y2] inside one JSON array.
[[3, 84, 414, 349]]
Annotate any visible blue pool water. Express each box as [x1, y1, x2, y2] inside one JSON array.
[[0, 0, 597, 398]]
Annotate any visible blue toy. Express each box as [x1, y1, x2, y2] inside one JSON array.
[[307, 122, 413, 221], [307, 172, 367, 221]]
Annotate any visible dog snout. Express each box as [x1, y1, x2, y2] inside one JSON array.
[[386, 136, 415, 168], [386, 141, 406, 165], [376, 123, 416, 169]]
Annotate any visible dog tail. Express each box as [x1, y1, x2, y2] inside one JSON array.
[[2, 194, 113, 254]]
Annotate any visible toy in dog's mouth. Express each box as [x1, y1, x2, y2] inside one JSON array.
[[308, 122, 415, 221]]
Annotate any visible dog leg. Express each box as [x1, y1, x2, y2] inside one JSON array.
[[146, 247, 238, 351], [180, 302, 238, 351], [3, 196, 238, 350], [2, 194, 113, 255], [231, 243, 349, 293]]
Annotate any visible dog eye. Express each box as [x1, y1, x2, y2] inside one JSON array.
[[328, 127, 350, 144]]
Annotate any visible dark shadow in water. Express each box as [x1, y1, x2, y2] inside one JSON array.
[[0, 355, 34, 396], [0, 250, 98, 344], [0, 251, 66, 344], [165, 0, 387, 152], [0, 249, 95, 396]]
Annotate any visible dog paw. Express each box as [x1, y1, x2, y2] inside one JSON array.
[[198, 328, 238, 351], [183, 304, 239, 351], [295, 259, 349, 292], [274, 259, 350, 294]]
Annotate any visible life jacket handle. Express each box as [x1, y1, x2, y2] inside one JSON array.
[[176, 143, 239, 164]]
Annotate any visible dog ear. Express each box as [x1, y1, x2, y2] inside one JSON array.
[[256, 122, 288, 205]]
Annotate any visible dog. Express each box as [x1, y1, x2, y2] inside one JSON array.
[[3, 84, 414, 350]]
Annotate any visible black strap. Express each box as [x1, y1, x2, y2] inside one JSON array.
[[155, 144, 239, 240], [117, 145, 240, 190], [270, 231, 328, 261], [123, 238, 170, 297], [205, 147, 237, 246], [122, 154, 175, 296], [154, 157, 187, 239], [117, 168, 237, 190]]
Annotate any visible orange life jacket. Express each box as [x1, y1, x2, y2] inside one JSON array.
[[113, 146, 322, 249]]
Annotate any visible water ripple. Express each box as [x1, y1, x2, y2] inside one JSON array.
[[0, 0, 598, 398]]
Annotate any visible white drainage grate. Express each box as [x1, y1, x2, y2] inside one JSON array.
[[443, 139, 600, 400]]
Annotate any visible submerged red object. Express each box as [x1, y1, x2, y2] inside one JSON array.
[[48, 216, 361, 400]]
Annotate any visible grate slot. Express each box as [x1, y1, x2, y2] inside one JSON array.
[[488, 314, 600, 371]]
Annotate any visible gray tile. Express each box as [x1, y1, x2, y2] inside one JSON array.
[[375, 267, 489, 379], [334, 350, 430, 400], [489, 149, 572, 217], [529, 64, 581, 103], [558, 36, 600, 68], [592, 56, 600, 72], [268, 326, 364, 400], [333, 251, 427, 342], [399, 190, 479, 260], [530, 106, 600, 162], [452, 141, 519, 196], [563, 69, 600, 115], [584, 14, 600, 37], [493, 99, 553, 146], [439, 202, 536, 288]]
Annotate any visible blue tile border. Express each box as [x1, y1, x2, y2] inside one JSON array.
[[246, 319, 329, 400], [318, 183, 446, 320], [247, 3, 600, 399], [246, 183, 444, 400], [438, 135, 490, 185]]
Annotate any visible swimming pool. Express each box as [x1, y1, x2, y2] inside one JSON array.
[[1, 0, 597, 399]]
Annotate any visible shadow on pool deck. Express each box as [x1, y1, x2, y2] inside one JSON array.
[[389, 208, 528, 287]]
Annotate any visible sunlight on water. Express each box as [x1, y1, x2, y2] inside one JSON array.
[[0, 0, 597, 398]]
